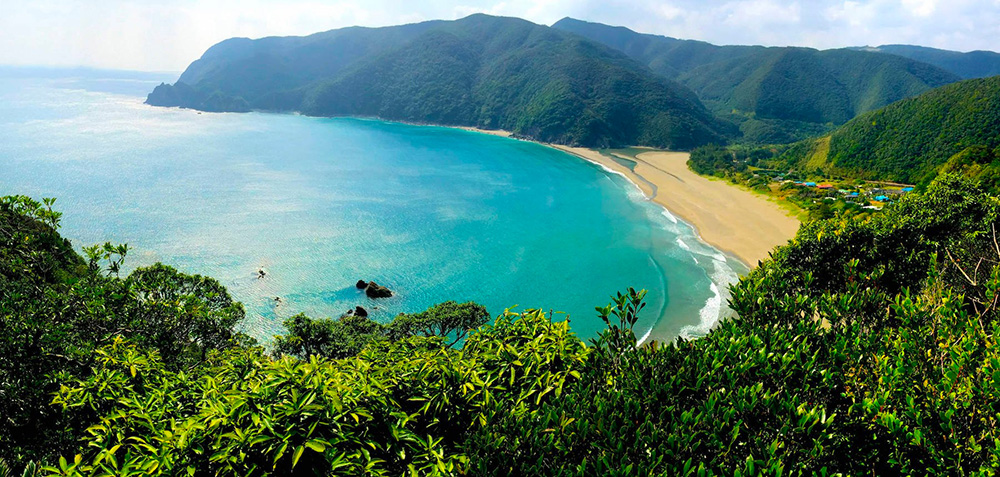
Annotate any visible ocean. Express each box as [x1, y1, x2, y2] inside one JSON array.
[[0, 68, 746, 344]]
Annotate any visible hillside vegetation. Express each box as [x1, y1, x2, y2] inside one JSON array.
[[774, 76, 1000, 185], [146, 15, 730, 150], [553, 18, 961, 144], [551, 18, 761, 80], [4, 172, 1000, 475], [860, 44, 1000, 79], [679, 47, 958, 123]]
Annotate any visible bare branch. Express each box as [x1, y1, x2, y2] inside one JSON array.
[[993, 223, 1000, 259], [945, 247, 978, 287]]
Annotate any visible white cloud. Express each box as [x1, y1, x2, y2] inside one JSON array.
[[824, 1, 877, 27], [657, 4, 684, 21], [723, 0, 802, 25], [901, 0, 937, 17]]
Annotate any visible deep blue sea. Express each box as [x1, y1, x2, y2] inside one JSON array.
[[0, 68, 746, 343]]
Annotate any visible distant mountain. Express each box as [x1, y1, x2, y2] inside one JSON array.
[[551, 18, 761, 80], [856, 45, 1000, 79], [0, 65, 177, 82], [147, 15, 731, 150], [775, 76, 1000, 184], [553, 18, 961, 144]]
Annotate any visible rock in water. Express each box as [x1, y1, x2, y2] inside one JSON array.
[[355, 306, 368, 317], [364, 281, 393, 298], [355, 280, 368, 289]]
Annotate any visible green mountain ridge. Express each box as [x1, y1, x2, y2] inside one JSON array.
[[856, 44, 1000, 79], [146, 14, 730, 150], [774, 75, 1000, 184], [552, 17, 962, 144], [551, 17, 765, 80]]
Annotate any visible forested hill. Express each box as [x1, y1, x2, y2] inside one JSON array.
[[552, 17, 960, 144], [858, 45, 1000, 79], [552, 17, 762, 80], [146, 14, 731, 150], [775, 75, 1000, 185]]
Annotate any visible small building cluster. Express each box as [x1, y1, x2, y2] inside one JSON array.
[[786, 180, 915, 209], [747, 168, 917, 214]]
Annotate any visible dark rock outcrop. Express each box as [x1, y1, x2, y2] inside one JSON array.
[[354, 306, 368, 317], [356, 280, 368, 289], [364, 281, 393, 299]]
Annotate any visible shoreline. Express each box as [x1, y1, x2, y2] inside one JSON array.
[[547, 145, 800, 268], [449, 125, 514, 138], [300, 117, 799, 342], [275, 113, 799, 267], [449, 129, 802, 344], [440, 124, 800, 267], [155, 107, 797, 340], [174, 107, 795, 265]]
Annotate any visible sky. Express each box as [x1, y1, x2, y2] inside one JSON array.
[[1, 0, 999, 72]]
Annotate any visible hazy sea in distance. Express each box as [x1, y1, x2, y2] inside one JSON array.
[[0, 68, 747, 344]]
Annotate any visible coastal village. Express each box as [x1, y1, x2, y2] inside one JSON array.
[[783, 177, 914, 209], [747, 168, 917, 216]]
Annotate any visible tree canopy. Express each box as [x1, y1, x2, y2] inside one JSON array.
[[774, 76, 1000, 185], [553, 17, 961, 144], [4, 175, 1000, 474]]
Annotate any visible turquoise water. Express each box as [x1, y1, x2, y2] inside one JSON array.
[[0, 70, 746, 343]]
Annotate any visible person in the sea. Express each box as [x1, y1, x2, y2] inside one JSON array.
[[258, 268, 266, 279]]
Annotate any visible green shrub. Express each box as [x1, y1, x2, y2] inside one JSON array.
[[7, 175, 1000, 475]]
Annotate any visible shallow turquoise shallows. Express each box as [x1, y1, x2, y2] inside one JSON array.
[[0, 71, 746, 343]]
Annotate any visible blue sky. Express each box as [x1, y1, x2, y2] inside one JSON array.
[[2, 0, 999, 72]]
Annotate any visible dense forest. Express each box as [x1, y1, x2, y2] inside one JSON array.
[[553, 18, 963, 144], [146, 15, 730, 150], [771, 75, 1000, 185], [146, 15, 1000, 150], [858, 45, 1000, 80], [4, 169, 1000, 475]]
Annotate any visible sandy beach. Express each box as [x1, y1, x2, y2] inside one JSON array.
[[552, 146, 800, 267], [443, 126, 800, 267], [453, 126, 513, 138]]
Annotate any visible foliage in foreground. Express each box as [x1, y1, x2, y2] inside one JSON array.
[[4, 175, 1000, 475], [0, 196, 250, 464], [48, 308, 586, 476], [273, 301, 490, 360]]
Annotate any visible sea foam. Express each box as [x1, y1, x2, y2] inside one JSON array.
[[679, 257, 740, 339], [661, 209, 679, 224], [590, 159, 649, 200]]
